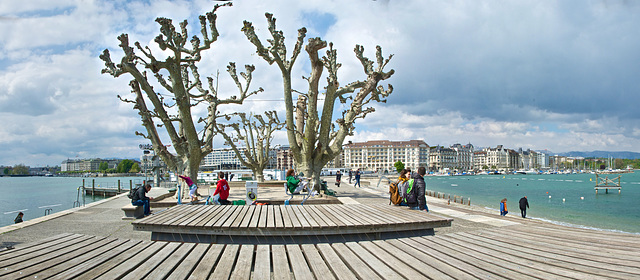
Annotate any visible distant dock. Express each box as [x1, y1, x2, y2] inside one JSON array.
[[594, 174, 621, 194]]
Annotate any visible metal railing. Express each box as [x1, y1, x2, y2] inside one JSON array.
[[74, 186, 86, 208]]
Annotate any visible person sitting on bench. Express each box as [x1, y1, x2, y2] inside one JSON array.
[[213, 171, 231, 205], [286, 169, 308, 194], [131, 184, 153, 216]]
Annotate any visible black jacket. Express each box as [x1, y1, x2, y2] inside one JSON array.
[[409, 172, 427, 210], [132, 186, 149, 201], [519, 197, 529, 210]]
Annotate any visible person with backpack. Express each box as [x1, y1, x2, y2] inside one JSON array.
[[335, 170, 342, 187], [407, 167, 428, 212], [390, 169, 411, 206], [353, 169, 361, 188], [500, 198, 508, 216], [131, 184, 153, 216]]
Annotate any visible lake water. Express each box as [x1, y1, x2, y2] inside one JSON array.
[[0, 176, 145, 227], [424, 172, 640, 234]]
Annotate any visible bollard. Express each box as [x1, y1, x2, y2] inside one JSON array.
[[118, 180, 121, 193], [92, 179, 95, 199]]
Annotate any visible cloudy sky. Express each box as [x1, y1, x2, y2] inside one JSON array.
[[1, 0, 640, 167]]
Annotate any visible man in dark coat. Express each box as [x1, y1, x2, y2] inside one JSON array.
[[409, 167, 428, 212], [132, 184, 154, 216], [519, 196, 529, 218]]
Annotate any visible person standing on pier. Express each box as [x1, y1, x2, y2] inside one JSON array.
[[519, 196, 530, 218], [335, 170, 342, 187], [500, 198, 508, 216], [348, 170, 353, 184], [132, 184, 153, 216], [354, 169, 361, 188]]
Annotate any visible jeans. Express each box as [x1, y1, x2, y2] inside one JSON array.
[[132, 199, 150, 216], [354, 178, 361, 187], [520, 209, 527, 218]]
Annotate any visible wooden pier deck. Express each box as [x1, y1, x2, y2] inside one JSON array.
[[2, 222, 640, 279], [132, 204, 453, 243]]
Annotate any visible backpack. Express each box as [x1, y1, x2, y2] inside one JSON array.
[[389, 181, 403, 205], [127, 186, 140, 200], [405, 179, 417, 204]]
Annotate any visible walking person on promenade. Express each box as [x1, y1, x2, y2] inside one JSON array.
[[408, 167, 429, 212], [519, 196, 530, 218], [14, 212, 23, 224], [354, 169, 361, 188], [178, 174, 198, 203], [213, 171, 231, 205], [500, 198, 508, 216], [131, 184, 154, 216], [335, 170, 342, 187], [348, 170, 353, 184]]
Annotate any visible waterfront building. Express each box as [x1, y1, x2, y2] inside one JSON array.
[[343, 140, 429, 173], [451, 143, 474, 172], [484, 145, 509, 170], [473, 150, 487, 170], [507, 149, 520, 170], [275, 146, 295, 171], [201, 147, 250, 170], [428, 146, 456, 172]]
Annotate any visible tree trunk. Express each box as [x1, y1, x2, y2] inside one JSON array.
[[254, 169, 264, 182]]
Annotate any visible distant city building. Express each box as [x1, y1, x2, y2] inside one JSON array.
[[61, 158, 119, 172], [451, 143, 474, 172], [484, 145, 509, 170], [201, 146, 277, 170], [343, 140, 429, 172], [428, 146, 456, 172], [275, 146, 295, 171], [473, 150, 487, 170]]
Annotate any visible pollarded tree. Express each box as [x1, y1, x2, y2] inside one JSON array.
[[216, 111, 284, 182], [242, 13, 394, 190], [100, 3, 262, 188]]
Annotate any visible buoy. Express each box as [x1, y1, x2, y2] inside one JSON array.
[[549, 195, 551, 199], [580, 197, 584, 200], [562, 198, 565, 202], [546, 191, 549, 194]]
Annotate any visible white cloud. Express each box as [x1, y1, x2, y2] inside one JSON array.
[[2, 0, 640, 166]]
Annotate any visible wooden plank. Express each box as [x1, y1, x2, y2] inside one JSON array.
[[284, 206, 302, 228], [222, 205, 246, 228], [0, 233, 75, 258], [93, 242, 168, 280], [305, 206, 332, 228], [344, 242, 401, 279], [280, 205, 294, 228], [214, 205, 241, 227], [239, 206, 256, 228], [258, 205, 268, 228], [190, 206, 219, 227], [0, 233, 84, 261], [272, 244, 291, 280], [253, 245, 271, 279], [330, 243, 382, 280], [177, 205, 213, 227], [321, 205, 356, 227], [166, 243, 210, 279], [205, 205, 236, 227], [316, 244, 358, 280], [450, 232, 640, 278], [230, 205, 251, 228], [0, 235, 102, 276], [273, 205, 285, 229], [266, 205, 276, 228], [418, 235, 571, 280], [249, 205, 263, 228], [301, 244, 336, 280], [143, 243, 196, 280], [314, 205, 346, 227], [286, 244, 314, 279], [66, 241, 154, 279], [385, 239, 467, 280], [291, 205, 311, 228], [188, 244, 224, 279], [371, 240, 461, 280], [0, 237, 114, 279], [358, 241, 428, 280], [26, 238, 129, 279], [139, 205, 183, 225], [210, 244, 240, 279], [119, 242, 182, 280], [297, 206, 321, 228], [230, 245, 254, 280]]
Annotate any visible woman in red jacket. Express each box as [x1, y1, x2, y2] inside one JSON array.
[[214, 171, 230, 205]]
